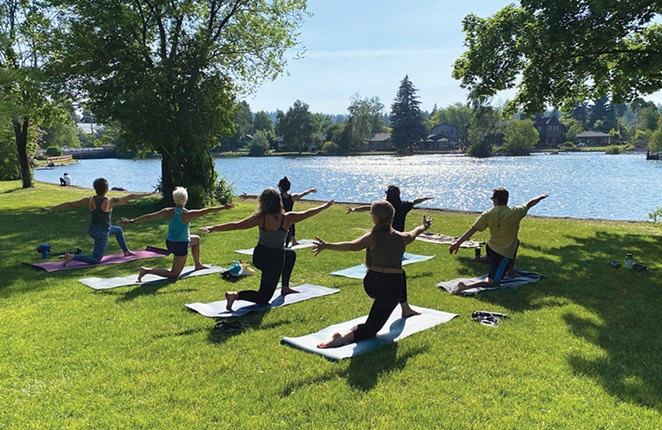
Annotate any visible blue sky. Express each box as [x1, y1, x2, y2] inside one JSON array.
[[243, 0, 661, 115]]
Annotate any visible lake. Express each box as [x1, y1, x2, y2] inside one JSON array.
[[34, 152, 662, 221]]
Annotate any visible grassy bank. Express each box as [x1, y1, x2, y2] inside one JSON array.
[[1, 181, 661, 429]]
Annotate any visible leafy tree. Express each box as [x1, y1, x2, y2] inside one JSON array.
[[345, 95, 385, 151], [275, 100, 313, 152], [588, 96, 618, 132], [467, 106, 501, 157], [389, 75, 427, 152], [0, 120, 19, 180], [248, 131, 269, 156], [253, 111, 273, 134], [220, 101, 253, 151], [54, 0, 307, 204], [0, 1, 63, 188], [561, 119, 584, 143], [649, 118, 662, 153], [453, 1, 662, 115], [40, 111, 81, 149], [502, 120, 538, 155], [321, 140, 339, 155]]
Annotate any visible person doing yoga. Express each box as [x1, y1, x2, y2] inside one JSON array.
[[346, 184, 433, 232], [277, 176, 317, 246], [118, 186, 234, 282], [313, 200, 432, 348], [448, 188, 548, 294], [200, 188, 333, 311], [43, 178, 155, 265]]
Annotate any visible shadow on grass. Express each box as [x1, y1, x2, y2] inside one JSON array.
[[466, 231, 662, 410]]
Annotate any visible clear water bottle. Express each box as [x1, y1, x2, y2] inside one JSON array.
[[625, 253, 634, 269]]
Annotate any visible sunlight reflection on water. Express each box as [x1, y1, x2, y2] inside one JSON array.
[[35, 153, 661, 221]]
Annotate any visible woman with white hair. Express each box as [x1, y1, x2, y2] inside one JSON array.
[[312, 200, 432, 348], [119, 187, 234, 281]]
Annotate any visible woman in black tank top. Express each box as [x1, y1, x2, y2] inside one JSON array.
[[278, 176, 317, 246], [200, 188, 333, 312]]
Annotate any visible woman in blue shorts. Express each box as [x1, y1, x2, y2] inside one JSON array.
[[119, 187, 233, 281]]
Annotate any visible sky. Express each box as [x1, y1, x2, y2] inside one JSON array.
[[242, 0, 662, 116]]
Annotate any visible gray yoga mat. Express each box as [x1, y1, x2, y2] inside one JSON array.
[[437, 270, 544, 295], [235, 239, 315, 255], [415, 232, 483, 248], [79, 265, 225, 290], [185, 283, 339, 318], [330, 253, 434, 279], [281, 306, 457, 361]]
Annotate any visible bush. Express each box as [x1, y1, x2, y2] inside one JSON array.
[[322, 141, 340, 155], [211, 177, 235, 205], [45, 146, 62, 157], [248, 131, 270, 156], [186, 184, 206, 209], [605, 145, 622, 154]]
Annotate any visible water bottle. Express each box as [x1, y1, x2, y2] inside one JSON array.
[[625, 253, 633, 269]]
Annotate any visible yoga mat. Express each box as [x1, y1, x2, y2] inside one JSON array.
[[330, 253, 434, 279], [24, 246, 170, 272], [281, 306, 457, 361], [79, 265, 225, 290], [235, 239, 315, 255], [437, 270, 544, 295], [185, 284, 339, 318], [416, 232, 483, 248]]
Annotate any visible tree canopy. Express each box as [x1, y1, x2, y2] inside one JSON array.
[[453, 1, 662, 115], [53, 0, 307, 204], [389, 75, 427, 152]]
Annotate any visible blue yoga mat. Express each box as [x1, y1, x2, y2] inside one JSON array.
[[281, 306, 457, 361]]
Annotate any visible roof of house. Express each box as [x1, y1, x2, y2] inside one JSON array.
[[576, 131, 612, 138], [368, 133, 392, 142]]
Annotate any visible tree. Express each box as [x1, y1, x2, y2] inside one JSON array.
[[467, 106, 501, 157], [275, 100, 313, 152], [248, 131, 269, 156], [40, 110, 81, 149], [453, 1, 662, 115], [345, 95, 385, 151], [253, 111, 273, 134], [0, 1, 63, 188], [389, 75, 427, 152], [220, 101, 253, 151], [502, 120, 538, 155], [54, 0, 307, 205]]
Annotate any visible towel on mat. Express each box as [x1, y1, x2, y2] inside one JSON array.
[[235, 239, 315, 255], [437, 270, 544, 295], [416, 232, 483, 248], [79, 265, 225, 290], [185, 284, 339, 318], [281, 306, 457, 361], [24, 246, 170, 272], [330, 253, 434, 279]]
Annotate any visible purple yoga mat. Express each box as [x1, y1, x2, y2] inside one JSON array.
[[24, 246, 171, 272]]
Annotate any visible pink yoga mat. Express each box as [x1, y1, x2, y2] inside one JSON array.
[[24, 246, 171, 272]]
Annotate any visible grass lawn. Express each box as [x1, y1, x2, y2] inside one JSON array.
[[1, 181, 661, 429]]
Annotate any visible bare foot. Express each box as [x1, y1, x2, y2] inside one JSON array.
[[63, 253, 74, 266], [137, 267, 149, 282], [451, 282, 467, 295], [194, 264, 209, 271], [225, 292, 238, 312], [281, 286, 300, 295], [291, 240, 300, 247], [317, 332, 345, 349], [401, 306, 421, 318], [123, 250, 136, 257]]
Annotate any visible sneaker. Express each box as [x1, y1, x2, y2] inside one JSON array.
[[608, 260, 621, 268], [632, 263, 649, 272]]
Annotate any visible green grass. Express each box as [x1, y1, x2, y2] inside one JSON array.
[[1, 180, 661, 429]]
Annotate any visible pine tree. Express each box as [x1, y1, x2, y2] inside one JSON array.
[[389, 75, 428, 152]]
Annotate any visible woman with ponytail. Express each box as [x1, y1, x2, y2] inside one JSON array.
[[312, 200, 432, 348]]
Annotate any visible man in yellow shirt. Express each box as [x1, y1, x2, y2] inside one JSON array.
[[449, 188, 548, 294]]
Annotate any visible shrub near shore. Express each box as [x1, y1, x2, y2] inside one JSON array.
[[1, 180, 661, 428]]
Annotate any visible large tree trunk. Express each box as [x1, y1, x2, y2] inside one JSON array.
[[160, 155, 174, 206], [13, 117, 32, 188]]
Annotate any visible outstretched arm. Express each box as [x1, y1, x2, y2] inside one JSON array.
[[238, 193, 257, 201], [525, 194, 549, 208], [402, 216, 433, 245], [312, 233, 372, 256], [346, 204, 371, 214], [291, 188, 317, 201], [118, 208, 170, 226], [42, 197, 90, 211], [449, 227, 478, 254], [182, 203, 234, 223], [109, 191, 157, 208], [412, 196, 434, 206], [286, 201, 334, 224], [199, 214, 260, 233]]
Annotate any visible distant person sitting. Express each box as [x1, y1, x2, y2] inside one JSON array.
[[448, 188, 548, 294], [60, 173, 72, 186]]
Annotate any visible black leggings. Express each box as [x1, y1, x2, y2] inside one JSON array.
[[353, 270, 407, 342], [237, 244, 296, 305]]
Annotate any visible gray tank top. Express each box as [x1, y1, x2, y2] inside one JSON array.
[[258, 215, 288, 249]]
